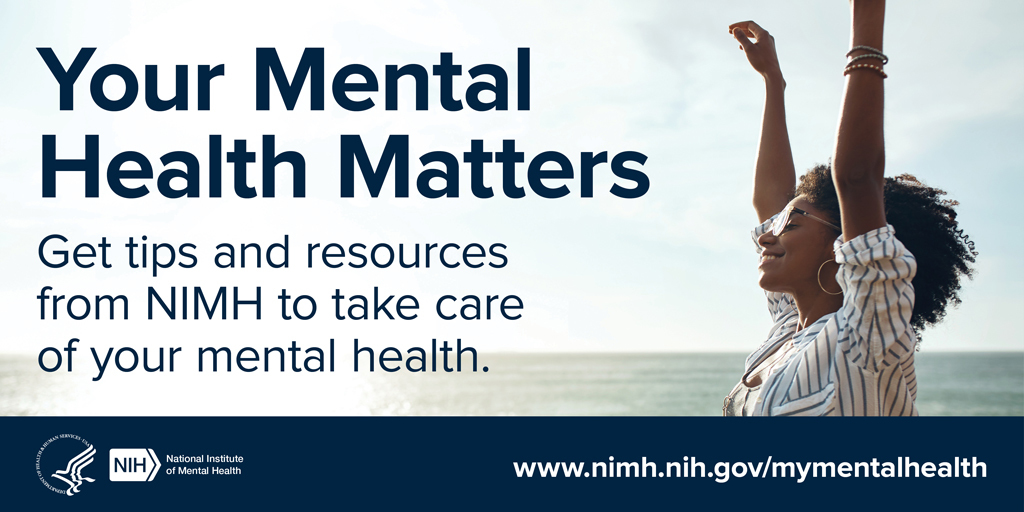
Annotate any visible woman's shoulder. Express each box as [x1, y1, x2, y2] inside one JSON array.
[[833, 224, 916, 269]]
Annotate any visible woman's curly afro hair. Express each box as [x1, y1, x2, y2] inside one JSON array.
[[796, 164, 978, 335]]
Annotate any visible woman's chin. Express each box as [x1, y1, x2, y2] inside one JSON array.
[[757, 272, 785, 293]]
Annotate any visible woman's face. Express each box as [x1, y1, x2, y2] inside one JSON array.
[[757, 196, 840, 294]]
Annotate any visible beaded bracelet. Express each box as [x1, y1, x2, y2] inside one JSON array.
[[843, 63, 887, 79], [846, 45, 888, 64], [847, 53, 886, 65]]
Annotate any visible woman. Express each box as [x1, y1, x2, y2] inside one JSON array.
[[723, 1, 976, 416]]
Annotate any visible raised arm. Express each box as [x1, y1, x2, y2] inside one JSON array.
[[832, 1, 887, 241], [730, 21, 795, 223]]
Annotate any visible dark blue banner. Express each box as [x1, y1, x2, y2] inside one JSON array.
[[1, 417, 1021, 510]]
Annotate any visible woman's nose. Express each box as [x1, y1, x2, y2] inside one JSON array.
[[757, 231, 777, 249]]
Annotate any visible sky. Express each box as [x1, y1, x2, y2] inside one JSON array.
[[0, 0, 1022, 363]]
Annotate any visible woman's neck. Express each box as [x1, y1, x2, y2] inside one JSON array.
[[791, 288, 844, 331]]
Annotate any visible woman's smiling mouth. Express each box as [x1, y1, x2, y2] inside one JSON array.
[[759, 253, 781, 268]]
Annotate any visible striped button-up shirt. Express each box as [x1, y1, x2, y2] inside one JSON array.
[[729, 216, 919, 416]]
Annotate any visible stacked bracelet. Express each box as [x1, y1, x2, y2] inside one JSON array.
[[844, 45, 888, 78], [843, 63, 887, 79]]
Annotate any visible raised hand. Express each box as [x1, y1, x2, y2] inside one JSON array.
[[729, 21, 783, 81], [730, 21, 795, 221], [832, 1, 887, 241]]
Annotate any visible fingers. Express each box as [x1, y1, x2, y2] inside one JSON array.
[[745, 21, 768, 39], [728, 20, 767, 40], [728, 21, 755, 38], [733, 28, 753, 51], [728, 21, 750, 32]]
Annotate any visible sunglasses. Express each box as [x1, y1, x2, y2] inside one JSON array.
[[771, 206, 841, 236]]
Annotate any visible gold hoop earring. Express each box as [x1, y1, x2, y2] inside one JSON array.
[[817, 259, 843, 296]]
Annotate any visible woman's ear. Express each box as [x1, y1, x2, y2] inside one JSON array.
[[820, 234, 839, 261]]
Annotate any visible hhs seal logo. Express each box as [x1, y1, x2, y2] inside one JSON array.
[[35, 434, 96, 496]]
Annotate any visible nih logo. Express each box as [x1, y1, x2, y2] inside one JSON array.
[[109, 449, 161, 482]]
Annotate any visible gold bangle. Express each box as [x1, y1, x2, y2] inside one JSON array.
[[843, 63, 887, 79]]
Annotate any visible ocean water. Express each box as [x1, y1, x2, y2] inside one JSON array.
[[0, 352, 1020, 416]]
